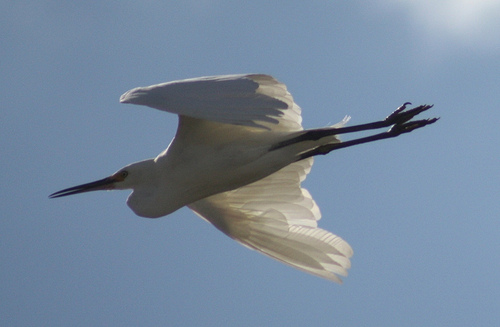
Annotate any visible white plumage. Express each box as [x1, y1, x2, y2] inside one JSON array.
[[189, 157, 352, 283], [51, 74, 437, 283]]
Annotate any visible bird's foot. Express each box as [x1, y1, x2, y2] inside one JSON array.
[[388, 117, 440, 135], [385, 102, 435, 126], [384, 102, 439, 135]]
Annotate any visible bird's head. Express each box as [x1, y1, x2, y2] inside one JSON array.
[[49, 159, 168, 218], [49, 159, 156, 198]]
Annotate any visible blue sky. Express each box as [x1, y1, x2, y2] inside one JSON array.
[[2, 1, 499, 326]]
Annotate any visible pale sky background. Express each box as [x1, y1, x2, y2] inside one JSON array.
[[2, 1, 499, 326]]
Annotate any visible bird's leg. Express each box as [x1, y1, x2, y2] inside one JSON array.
[[290, 103, 439, 160], [302, 117, 438, 158], [315, 102, 435, 136], [272, 103, 436, 151]]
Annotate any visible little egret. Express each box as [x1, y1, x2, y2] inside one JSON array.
[[50, 74, 437, 283]]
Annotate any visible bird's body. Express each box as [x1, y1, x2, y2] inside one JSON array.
[[51, 74, 437, 283], [129, 117, 339, 218]]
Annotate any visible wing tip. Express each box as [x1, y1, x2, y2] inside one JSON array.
[[119, 89, 134, 104]]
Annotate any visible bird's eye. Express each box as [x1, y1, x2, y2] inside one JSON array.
[[121, 171, 128, 178]]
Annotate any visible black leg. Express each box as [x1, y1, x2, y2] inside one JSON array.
[[301, 117, 438, 159], [281, 102, 439, 160], [272, 103, 436, 151], [331, 103, 434, 135]]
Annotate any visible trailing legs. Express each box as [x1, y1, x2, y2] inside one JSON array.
[[272, 102, 439, 160]]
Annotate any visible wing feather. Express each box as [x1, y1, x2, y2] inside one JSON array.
[[120, 74, 303, 131], [188, 158, 353, 283]]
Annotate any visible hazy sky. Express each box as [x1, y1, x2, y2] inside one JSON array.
[[2, 1, 499, 326]]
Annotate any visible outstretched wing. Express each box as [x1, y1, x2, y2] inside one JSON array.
[[188, 158, 353, 283], [120, 74, 303, 131]]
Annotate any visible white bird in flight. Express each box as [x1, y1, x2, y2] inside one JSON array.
[[50, 74, 437, 283]]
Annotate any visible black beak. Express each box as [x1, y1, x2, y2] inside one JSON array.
[[49, 176, 116, 198]]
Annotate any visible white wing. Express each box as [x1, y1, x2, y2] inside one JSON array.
[[120, 74, 303, 131], [188, 158, 353, 283]]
